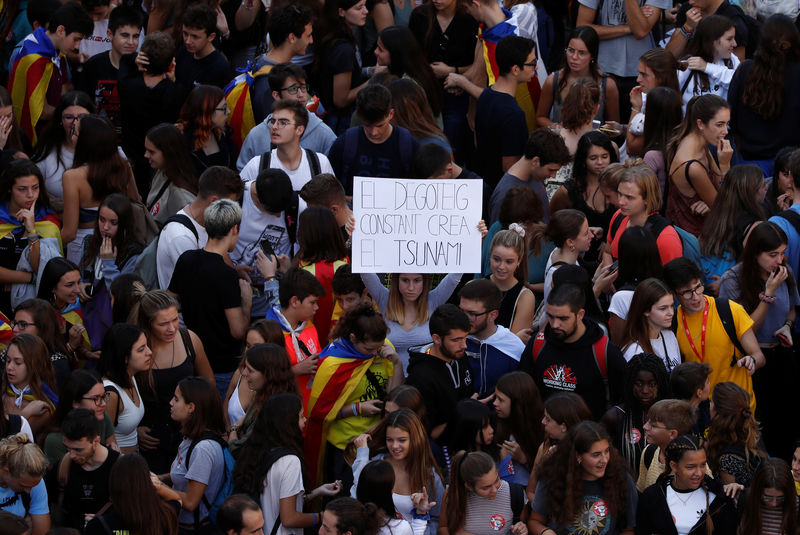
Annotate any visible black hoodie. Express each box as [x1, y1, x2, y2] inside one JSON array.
[[519, 318, 625, 420], [636, 475, 738, 535], [406, 343, 475, 442]]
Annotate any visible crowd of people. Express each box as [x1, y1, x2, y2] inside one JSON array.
[[0, 0, 799, 532]]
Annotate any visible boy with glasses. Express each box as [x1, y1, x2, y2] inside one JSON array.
[[662, 257, 764, 413], [459, 279, 525, 396]]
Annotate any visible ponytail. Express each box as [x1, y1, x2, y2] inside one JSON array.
[[325, 497, 385, 535], [444, 451, 496, 533]]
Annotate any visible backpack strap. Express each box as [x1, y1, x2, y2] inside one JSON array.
[[259, 150, 272, 173], [186, 431, 224, 530], [592, 336, 610, 403], [532, 330, 546, 363], [164, 214, 199, 243], [305, 148, 321, 177], [609, 211, 625, 242], [645, 213, 671, 240], [146, 177, 173, 212], [777, 209, 800, 238], [285, 190, 300, 248], [714, 297, 747, 367], [6, 414, 21, 435], [180, 328, 196, 364], [509, 482, 525, 523], [642, 443, 657, 471], [341, 127, 361, 193], [103, 385, 122, 427]]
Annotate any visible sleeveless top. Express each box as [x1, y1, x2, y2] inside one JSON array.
[[551, 71, 608, 123], [227, 376, 246, 426], [102, 377, 144, 448], [666, 159, 709, 236], [492, 278, 525, 329], [142, 328, 197, 429], [565, 179, 615, 265]]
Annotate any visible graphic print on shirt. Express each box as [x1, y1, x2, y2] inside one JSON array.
[[570, 497, 610, 534], [543, 364, 577, 391], [489, 514, 506, 530]]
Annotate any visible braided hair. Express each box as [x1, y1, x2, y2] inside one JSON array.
[[662, 434, 713, 535]]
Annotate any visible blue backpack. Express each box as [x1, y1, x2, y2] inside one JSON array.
[[645, 214, 702, 269], [186, 431, 236, 527]]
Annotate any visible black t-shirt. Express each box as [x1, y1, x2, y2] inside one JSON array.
[[675, 1, 749, 50], [317, 39, 363, 114], [327, 125, 420, 195], [408, 4, 478, 67], [57, 448, 121, 529], [175, 46, 232, 88], [118, 53, 191, 188], [169, 249, 242, 372], [475, 87, 528, 188], [76, 52, 122, 138]]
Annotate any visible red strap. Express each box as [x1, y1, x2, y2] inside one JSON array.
[[592, 336, 607, 378], [532, 330, 546, 362]]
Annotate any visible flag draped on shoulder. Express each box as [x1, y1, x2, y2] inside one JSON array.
[[479, 10, 540, 130], [9, 28, 59, 144], [305, 337, 376, 486], [224, 63, 274, 150], [0, 203, 62, 251]]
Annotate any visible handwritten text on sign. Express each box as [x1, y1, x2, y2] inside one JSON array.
[[352, 177, 482, 273]]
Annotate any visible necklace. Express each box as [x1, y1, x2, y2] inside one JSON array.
[[670, 484, 698, 506], [153, 338, 176, 370]]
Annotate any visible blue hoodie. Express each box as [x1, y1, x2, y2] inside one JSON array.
[[465, 324, 525, 397], [237, 112, 337, 170]]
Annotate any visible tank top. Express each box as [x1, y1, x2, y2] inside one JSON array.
[[227, 376, 246, 426], [142, 329, 196, 428], [666, 159, 709, 236], [494, 279, 525, 329], [102, 377, 144, 448]]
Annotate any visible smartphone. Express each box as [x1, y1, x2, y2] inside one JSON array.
[[260, 239, 275, 259], [592, 119, 602, 129], [609, 261, 619, 272], [599, 126, 621, 136]]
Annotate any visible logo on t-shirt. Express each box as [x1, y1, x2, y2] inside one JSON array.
[[150, 201, 161, 217], [630, 428, 641, 444], [570, 496, 610, 534], [489, 514, 506, 530], [543, 364, 577, 390]]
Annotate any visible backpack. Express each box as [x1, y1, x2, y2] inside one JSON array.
[[130, 200, 160, 248], [224, 64, 275, 149], [258, 149, 321, 249], [729, 4, 762, 59], [509, 482, 525, 523], [339, 125, 414, 194], [185, 431, 236, 527], [234, 447, 295, 535], [610, 212, 702, 268], [776, 208, 800, 239], [531, 329, 610, 401], [714, 297, 747, 368], [133, 213, 199, 290], [0, 489, 31, 517]]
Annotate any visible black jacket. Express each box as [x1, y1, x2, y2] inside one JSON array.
[[406, 343, 474, 442], [636, 475, 738, 535]]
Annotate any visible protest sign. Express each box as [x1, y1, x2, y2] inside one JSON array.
[[351, 176, 482, 273]]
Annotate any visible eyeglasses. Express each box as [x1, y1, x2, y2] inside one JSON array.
[[678, 283, 705, 300], [62, 114, 87, 123], [565, 46, 590, 58], [460, 308, 491, 319], [10, 320, 36, 330], [82, 392, 112, 406], [762, 494, 785, 506], [267, 118, 296, 128], [215, 105, 229, 113], [644, 420, 669, 430], [281, 83, 309, 95]]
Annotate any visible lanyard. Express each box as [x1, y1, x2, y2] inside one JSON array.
[[681, 299, 709, 362]]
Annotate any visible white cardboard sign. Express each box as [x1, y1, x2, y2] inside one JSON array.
[[351, 176, 483, 274]]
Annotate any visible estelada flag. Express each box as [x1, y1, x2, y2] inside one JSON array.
[[479, 10, 541, 131], [0, 310, 13, 351], [9, 27, 61, 144], [224, 64, 274, 150], [305, 338, 378, 487], [0, 203, 62, 251]]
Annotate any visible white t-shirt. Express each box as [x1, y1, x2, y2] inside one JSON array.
[[37, 147, 75, 201], [622, 329, 682, 372], [239, 148, 335, 217], [261, 454, 304, 535], [667, 484, 715, 535], [608, 289, 635, 320], [157, 208, 208, 290]]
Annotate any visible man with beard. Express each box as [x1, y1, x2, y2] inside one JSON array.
[[407, 304, 474, 444], [459, 279, 525, 397], [519, 283, 625, 419], [51, 408, 120, 530]]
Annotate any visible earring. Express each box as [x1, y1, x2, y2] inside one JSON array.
[[577, 458, 582, 464]]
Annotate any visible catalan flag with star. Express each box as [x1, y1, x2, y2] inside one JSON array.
[[9, 27, 62, 144]]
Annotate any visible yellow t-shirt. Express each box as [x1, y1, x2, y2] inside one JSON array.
[[325, 356, 394, 450], [676, 297, 756, 412]]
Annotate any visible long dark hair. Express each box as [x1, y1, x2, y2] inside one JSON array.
[[617, 226, 662, 287], [536, 421, 631, 525], [36, 257, 80, 305], [571, 131, 618, 194], [378, 25, 441, 116], [355, 460, 397, 518], [447, 398, 496, 456], [558, 26, 602, 94], [179, 85, 225, 151], [176, 376, 225, 439], [241, 343, 298, 420], [444, 451, 497, 533], [0, 87, 25, 154], [706, 382, 765, 475], [0, 159, 51, 212], [51, 369, 103, 430], [81, 193, 141, 272], [72, 114, 133, 200], [736, 221, 794, 313], [13, 298, 68, 357], [297, 206, 348, 264], [31, 90, 95, 165], [541, 393, 591, 450], [642, 87, 682, 153], [682, 15, 735, 96], [388, 78, 446, 141], [494, 371, 543, 470], [145, 123, 199, 194], [313, 0, 359, 76], [108, 454, 178, 535], [233, 393, 305, 496], [740, 458, 799, 535], [97, 323, 145, 389], [622, 278, 672, 354], [741, 14, 800, 120]]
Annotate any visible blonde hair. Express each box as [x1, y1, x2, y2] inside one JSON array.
[[490, 228, 529, 282], [0, 433, 47, 478], [617, 159, 662, 215], [385, 274, 433, 326]]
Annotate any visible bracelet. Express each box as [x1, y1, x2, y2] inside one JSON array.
[[759, 292, 777, 304], [785, 319, 793, 327], [29, 271, 36, 285], [240, 0, 254, 8], [352, 403, 358, 416], [311, 513, 318, 525], [228, 425, 240, 433], [680, 25, 694, 39]]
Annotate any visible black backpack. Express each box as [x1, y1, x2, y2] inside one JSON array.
[[234, 447, 295, 535]]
